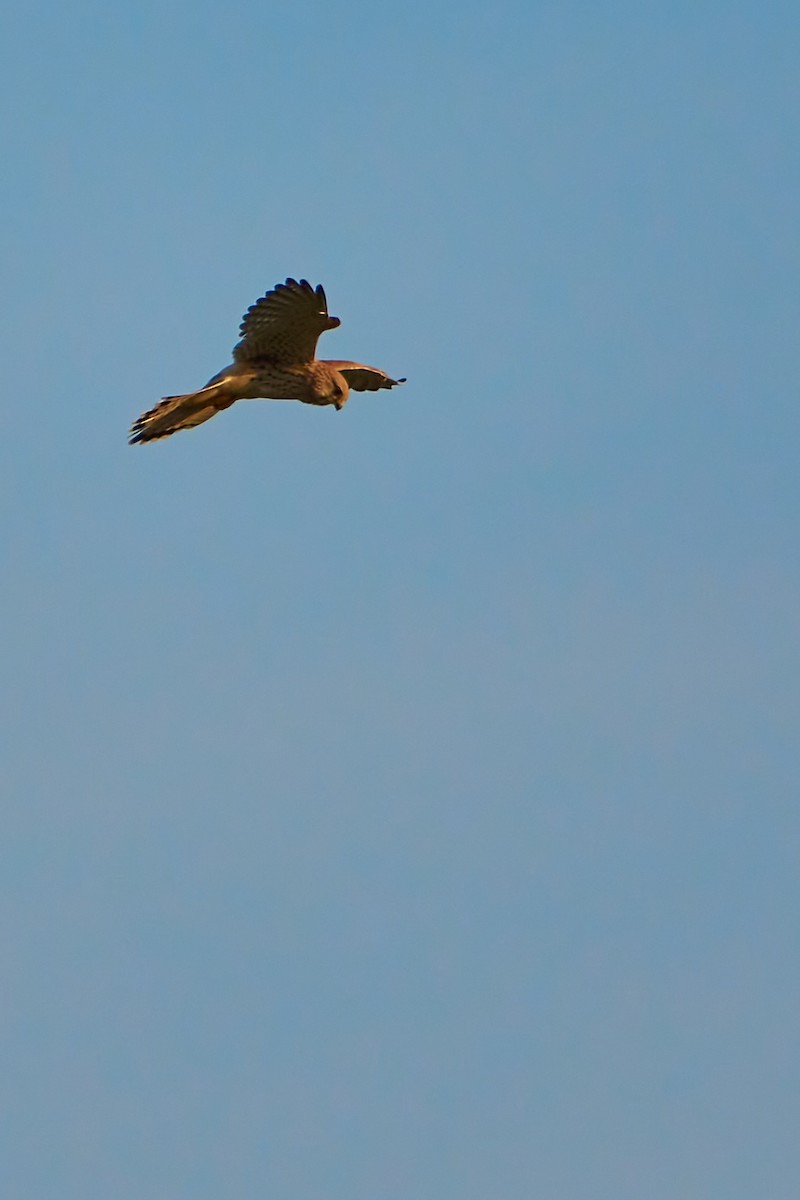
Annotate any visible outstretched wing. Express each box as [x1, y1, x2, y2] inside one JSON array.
[[129, 383, 235, 444], [233, 278, 340, 366], [325, 361, 407, 391]]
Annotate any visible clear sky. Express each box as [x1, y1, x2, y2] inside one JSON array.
[[1, 2, 798, 1197]]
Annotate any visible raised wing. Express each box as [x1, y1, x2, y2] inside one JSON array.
[[233, 278, 340, 366], [325, 361, 406, 391]]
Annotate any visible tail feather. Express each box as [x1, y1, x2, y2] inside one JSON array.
[[128, 383, 234, 444]]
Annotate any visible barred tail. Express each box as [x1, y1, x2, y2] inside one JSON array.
[[128, 383, 235, 445]]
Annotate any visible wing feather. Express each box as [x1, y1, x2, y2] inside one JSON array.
[[325, 361, 406, 392], [233, 278, 340, 365]]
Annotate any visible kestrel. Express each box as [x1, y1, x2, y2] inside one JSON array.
[[129, 278, 405, 444]]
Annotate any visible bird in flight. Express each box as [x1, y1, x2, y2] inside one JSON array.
[[129, 278, 405, 444]]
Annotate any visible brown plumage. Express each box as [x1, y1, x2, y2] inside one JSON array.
[[129, 278, 405, 444]]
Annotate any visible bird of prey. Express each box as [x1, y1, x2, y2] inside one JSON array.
[[129, 278, 405, 444]]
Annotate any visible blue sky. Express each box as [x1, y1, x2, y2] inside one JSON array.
[[1, 2, 798, 1197]]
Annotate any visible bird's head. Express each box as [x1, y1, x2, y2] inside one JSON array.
[[329, 369, 350, 411], [307, 364, 350, 410]]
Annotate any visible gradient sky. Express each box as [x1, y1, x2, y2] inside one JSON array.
[[1, 2, 799, 1197]]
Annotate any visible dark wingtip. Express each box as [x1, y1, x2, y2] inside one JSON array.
[[128, 418, 150, 444]]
